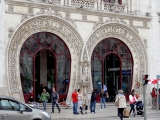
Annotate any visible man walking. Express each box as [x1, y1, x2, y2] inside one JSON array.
[[51, 87, 60, 113], [72, 89, 79, 114]]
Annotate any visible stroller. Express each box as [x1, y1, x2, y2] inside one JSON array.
[[134, 101, 144, 117]]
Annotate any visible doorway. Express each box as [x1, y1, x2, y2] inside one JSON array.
[[35, 50, 55, 102], [20, 32, 71, 103], [91, 38, 133, 101], [104, 54, 121, 102]]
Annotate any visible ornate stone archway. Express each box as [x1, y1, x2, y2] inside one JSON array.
[[7, 15, 84, 101], [85, 20, 148, 93]]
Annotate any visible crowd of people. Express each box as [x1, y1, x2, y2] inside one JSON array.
[[27, 83, 160, 120]]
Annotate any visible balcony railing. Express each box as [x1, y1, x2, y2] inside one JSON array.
[[11, 0, 127, 13]]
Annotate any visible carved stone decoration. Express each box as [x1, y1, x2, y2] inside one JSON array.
[[65, 12, 70, 19], [21, 14, 30, 23], [37, 8, 54, 15], [129, 19, 133, 26], [92, 22, 103, 30], [28, 7, 33, 14], [82, 14, 87, 21], [87, 23, 148, 90], [7, 15, 84, 101], [143, 39, 147, 48], [8, 4, 14, 12], [93, 17, 139, 34], [54, 10, 62, 17], [8, 27, 14, 38], [143, 21, 148, 28], [98, 16, 103, 22], [103, 0, 126, 13]]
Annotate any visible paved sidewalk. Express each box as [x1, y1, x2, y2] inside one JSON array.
[[45, 103, 160, 120]]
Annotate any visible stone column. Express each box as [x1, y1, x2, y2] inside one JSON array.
[[97, 0, 101, 10], [0, 0, 8, 95], [64, 0, 68, 5]]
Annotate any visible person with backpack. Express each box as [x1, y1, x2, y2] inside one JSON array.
[[51, 87, 61, 113], [39, 88, 50, 110]]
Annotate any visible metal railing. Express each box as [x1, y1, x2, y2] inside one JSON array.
[[11, 0, 127, 13]]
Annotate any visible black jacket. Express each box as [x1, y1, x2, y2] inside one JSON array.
[[100, 92, 106, 98], [90, 92, 96, 102], [51, 92, 59, 102]]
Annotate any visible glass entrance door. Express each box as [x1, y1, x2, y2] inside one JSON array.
[[104, 54, 120, 102]]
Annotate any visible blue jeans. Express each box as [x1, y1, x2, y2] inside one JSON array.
[[90, 100, 96, 113], [100, 98, 106, 109], [73, 102, 78, 114], [43, 100, 48, 110], [52, 101, 60, 112]]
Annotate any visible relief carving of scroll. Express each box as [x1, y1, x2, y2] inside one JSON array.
[[8, 15, 84, 93], [93, 17, 139, 34]]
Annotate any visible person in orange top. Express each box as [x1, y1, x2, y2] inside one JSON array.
[[72, 89, 79, 114]]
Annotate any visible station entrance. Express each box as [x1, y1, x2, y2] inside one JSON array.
[[20, 32, 71, 102], [91, 38, 133, 101]]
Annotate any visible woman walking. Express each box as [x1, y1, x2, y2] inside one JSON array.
[[100, 89, 106, 110], [39, 88, 50, 110], [115, 89, 126, 120], [77, 89, 83, 113], [90, 89, 96, 113], [129, 90, 137, 116]]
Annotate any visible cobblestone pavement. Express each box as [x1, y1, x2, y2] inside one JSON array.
[[49, 104, 160, 120]]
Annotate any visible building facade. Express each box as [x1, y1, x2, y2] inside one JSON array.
[[0, 0, 159, 105]]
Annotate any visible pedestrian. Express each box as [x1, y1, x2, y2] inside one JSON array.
[[72, 89, 79, 114], [39, 88, 50, 110], [129, 89, 137, 115], [115, 89, 126, 120], [151, 88, 157, 109], [28, 95, 39, 108], [90, 89, 96, 113], [77, 89, 83, 113], [51, 87, 60, 113], [100, 89, 106, 110]]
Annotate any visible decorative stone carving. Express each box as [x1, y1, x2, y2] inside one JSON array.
[[103, 0, 126, 13], [28, 7, 33, 14], [93, 17, 139, 34], [98, 16, 103, 22], [82, 14, 87, 21], [87, 22, 148, 86], [71, 0, 95, 9], [143, 39, 147, 48], [143, 21, 148, 28], [65, 12, 70, 19], [8, 27, 14, 38], [129, 19, 133, 26], [8, 4, 14, 12], [8, 15, 84, 94], [21, 14, 30, 23]]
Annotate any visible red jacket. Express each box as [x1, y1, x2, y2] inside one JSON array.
[[72, 91, 78, 103], [152, 90, 157, 98]]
